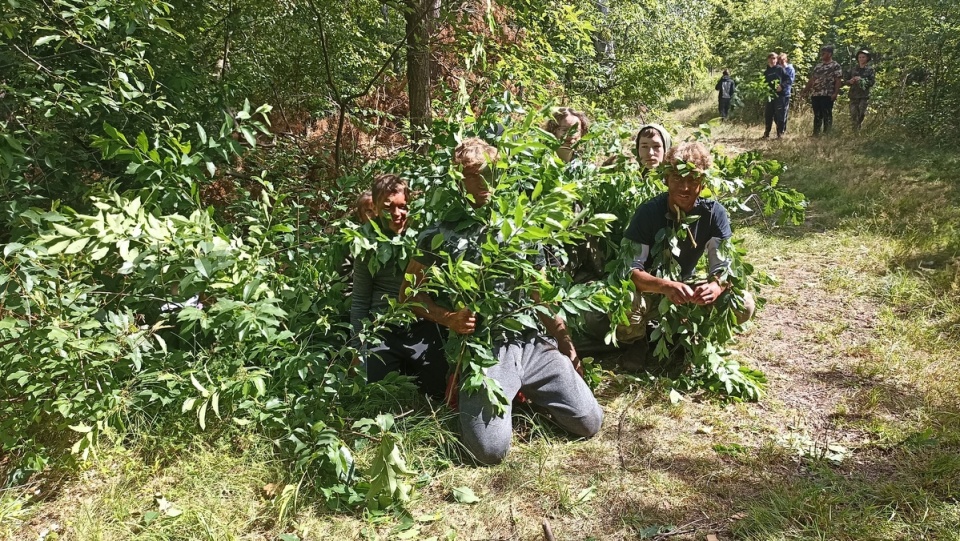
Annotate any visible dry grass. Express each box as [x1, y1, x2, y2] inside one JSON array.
[[5, 98, 960, 540]]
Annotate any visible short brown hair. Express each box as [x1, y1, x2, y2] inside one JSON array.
[[665, 142, 713, 174], [637, 126, 663, 141], [371, 174, 408, 207], [355, 190, 373, 222], [546, 108, 590, 139], [454, 137, 498, 173]]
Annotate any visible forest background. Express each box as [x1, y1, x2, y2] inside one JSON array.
[[2, 0, 960, 539]]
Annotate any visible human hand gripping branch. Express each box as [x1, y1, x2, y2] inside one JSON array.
[[399, 259, 476, 334]]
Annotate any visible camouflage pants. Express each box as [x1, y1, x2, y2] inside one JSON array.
[[849, 99, 869, 132]]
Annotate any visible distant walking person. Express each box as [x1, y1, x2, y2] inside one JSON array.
[[801, 45, 843, 136], [845, 49, 876, 132], [715, 70, 736, 121], [762, 52, 788, 139], [778, 53, 796, 133]]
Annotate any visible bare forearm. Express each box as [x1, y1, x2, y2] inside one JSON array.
[[537, 310, 574, 349], [631, 269, 673, 295], [406, 292, 456, 328]]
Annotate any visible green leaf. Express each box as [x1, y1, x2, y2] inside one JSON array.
[[63, 237, 90, 255], [194, 258, 212, 279], [182, 397, 197, 413], [240, 126, 257, 147], [136, 132, 149, 153], [46, 239, 71, 255], [452, 486, 480, 504], [33, 35, 59, 47]]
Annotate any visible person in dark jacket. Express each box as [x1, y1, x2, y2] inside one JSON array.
[[762, 52, 789, 139], [715, 70, 736, 121]]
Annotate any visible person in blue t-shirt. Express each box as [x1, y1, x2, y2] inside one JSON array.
[[778, 53, 797, 134]]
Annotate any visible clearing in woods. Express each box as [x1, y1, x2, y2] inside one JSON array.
[[6, 99, 960, 540]]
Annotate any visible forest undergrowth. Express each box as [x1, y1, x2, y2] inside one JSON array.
[[4, 97, 960, 541]]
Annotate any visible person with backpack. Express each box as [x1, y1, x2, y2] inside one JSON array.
[[715, 70, 736, 121]]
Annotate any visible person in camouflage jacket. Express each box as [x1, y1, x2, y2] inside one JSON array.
[[846, 49, 876, 132]]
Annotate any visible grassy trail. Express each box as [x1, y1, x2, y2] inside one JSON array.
[[5, 99, 960, 540]]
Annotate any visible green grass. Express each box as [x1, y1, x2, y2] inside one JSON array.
[[6, 99, 960, 540]]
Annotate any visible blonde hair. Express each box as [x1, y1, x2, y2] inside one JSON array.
[[454, 137, 498, 173], [665, 142, 713, 174], [778, 52, 789, 65]]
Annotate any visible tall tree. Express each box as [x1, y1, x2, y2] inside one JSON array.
[[403, 0, 434, 148]]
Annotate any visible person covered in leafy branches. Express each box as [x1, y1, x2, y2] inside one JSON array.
[[761, 52, 788, 139], [576, 123, 673, 346], [351, 174, 447, 397], [398, 137, 603, 465], [547, 107, 604, 281], [546, 107, 590, 164], [845, 49, 876, 132], [618, 142, 754, 349]]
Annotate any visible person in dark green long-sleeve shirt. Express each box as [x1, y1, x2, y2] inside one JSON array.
[[351, 174, 447, 396]]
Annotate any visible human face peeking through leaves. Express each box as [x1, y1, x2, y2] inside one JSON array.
[[371, 174, 410, 234], [665, 164, 706, 214], [662, 142, 713, 214], [549, 108, 587, 163], [378, 191, 408, 234], [461, 165, 495, 208], [637, 132, 665, 169], [454, 137, 499, 209]]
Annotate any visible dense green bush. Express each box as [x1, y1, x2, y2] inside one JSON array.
[[1, 0, 809, 515], [1, 90, 804, 508]]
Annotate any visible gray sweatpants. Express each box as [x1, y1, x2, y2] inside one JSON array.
[[459, 336, 603, 465]]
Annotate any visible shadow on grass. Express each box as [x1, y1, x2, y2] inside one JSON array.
[[584, 332, 960, 539], [608, 409, 960, 540]]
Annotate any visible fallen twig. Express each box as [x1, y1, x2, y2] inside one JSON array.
[[542, 518, 555, 541]]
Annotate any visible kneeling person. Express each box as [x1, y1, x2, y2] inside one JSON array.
[[352, 174, 447, 397], [622, 142, 754, 342], [399, 138, 603, 465]]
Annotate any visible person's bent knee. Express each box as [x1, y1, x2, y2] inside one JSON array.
[[563, 406, 604, 439], [736, 290, 756, 325], [463, 434, 511, 465]]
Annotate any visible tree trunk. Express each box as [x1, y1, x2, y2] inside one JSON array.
[[405, 0, 432, 152]]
